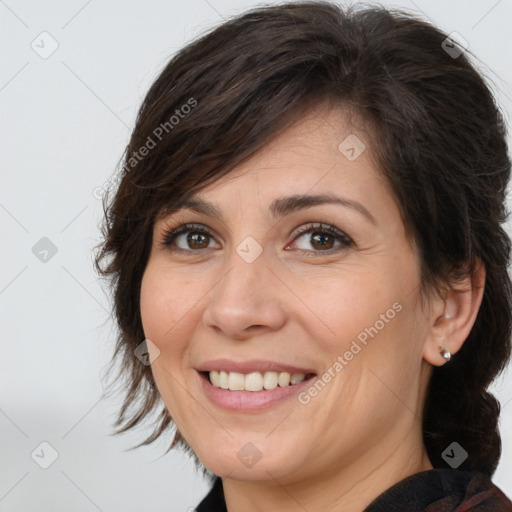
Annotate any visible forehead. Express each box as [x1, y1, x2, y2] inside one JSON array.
[[155, 103, 399, 233], [195, 105, 388, 205]]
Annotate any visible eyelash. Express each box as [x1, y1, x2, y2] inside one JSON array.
[[160, 222, 353, 256]]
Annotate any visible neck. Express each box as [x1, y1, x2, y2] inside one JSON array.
[[222, 427, 433, 512]]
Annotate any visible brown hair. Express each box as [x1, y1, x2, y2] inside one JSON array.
[[95, 1, 512, 477]]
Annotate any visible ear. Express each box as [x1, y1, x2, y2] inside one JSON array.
[[422, 258, 486, 367]]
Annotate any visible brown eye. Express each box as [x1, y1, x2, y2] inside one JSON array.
[[310, 231, 335, 250], [287, 223, 353, 254], [187, 232, 210, 249], [162, 223, 221, 252]]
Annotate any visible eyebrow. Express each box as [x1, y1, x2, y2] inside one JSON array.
[[172, 193, 377, 225]]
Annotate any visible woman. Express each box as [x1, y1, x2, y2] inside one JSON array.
[[95, 1, 512, 510]]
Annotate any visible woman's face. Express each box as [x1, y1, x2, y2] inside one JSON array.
[[140, 105, 434, 483]]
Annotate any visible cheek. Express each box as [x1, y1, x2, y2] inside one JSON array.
[[140, 264, 195, 354], [301, 268, 418, 374], [140, 268, 167, 339], [299, 273, 399, 347]]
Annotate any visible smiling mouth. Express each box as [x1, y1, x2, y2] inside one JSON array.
[[201, 370, 316, 392]]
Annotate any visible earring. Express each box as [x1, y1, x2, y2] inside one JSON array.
[[440, 346, 451, 362]]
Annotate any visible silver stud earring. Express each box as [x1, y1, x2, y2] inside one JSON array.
[[440, 346, 451, 362]]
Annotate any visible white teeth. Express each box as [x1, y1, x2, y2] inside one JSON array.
[[263, 371, 278, 390], [219, 371, 229, 389], [291, 373, 306, 385], [245, 372, 263, 391], [210, 370, 220, 387], [228, 372, 245, 391], [278, 372, 291, 387], [207, 370, 308, 391]]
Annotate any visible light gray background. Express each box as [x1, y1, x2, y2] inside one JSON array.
[[1, 0, 511, 510]]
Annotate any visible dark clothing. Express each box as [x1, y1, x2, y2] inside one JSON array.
[[196, 469, 512, 511]]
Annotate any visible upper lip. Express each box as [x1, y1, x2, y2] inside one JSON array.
[[196, 359, 316, 375]]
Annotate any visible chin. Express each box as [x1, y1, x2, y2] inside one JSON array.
[[195, 436, 308, 483]]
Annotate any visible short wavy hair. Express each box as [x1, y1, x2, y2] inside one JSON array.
[[95, 1, 512, 477]]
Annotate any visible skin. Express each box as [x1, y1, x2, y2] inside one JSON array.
[[140, 103, 485, 511]]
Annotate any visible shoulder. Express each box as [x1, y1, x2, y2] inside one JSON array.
[[364, 468, 512, 511], [194, 470, 512, 511]]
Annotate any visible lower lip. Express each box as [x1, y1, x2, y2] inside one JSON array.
[[198, 372, 316, 412]]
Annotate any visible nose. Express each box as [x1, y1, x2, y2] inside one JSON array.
[[202, 250, 288, 340]]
